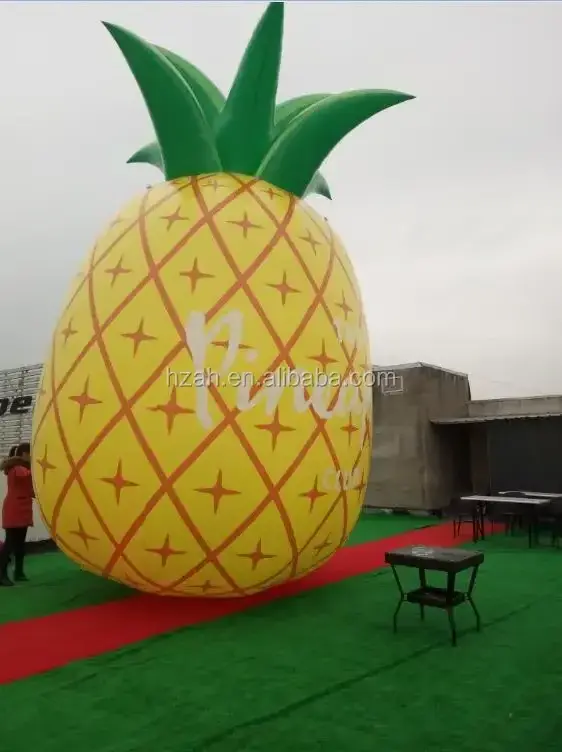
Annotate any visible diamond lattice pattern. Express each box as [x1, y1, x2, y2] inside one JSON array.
[[32, 174, 373, 597]]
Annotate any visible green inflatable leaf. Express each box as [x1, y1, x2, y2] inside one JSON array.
[[112, 3, 414, 197], [127, 141, 163, 170], [154, 46, 225, 128], [305, 171, 332, 200], [126, 141, 333, 200], [215, 2, 284, 173], [271, 94, 330, 143], [103, 22, 221, 180], [258, 90, 414, 197], [127, 93, 329, 177]]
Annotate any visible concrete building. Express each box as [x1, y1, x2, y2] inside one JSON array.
[[368, 363, 471, 511], [369, 362, 562, 511]]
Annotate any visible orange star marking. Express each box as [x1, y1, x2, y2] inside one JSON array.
[[300, 229, 321, 255], [202, 178, 226, 191], [162, 207, 188, 230], [313, 537, 331, 557], [69, 377, 102, 423], [149, 387, 194, 434], [255, 408, 295, 450], [194, 580, 220, 593], [262, 186, 279, 200], [61, 319, 78, 345], [180, 258, 215, 293], [341, 414, 359, 445], [70, 519, 98, 549], [37, 447, 56, 483], [121, 319, 157, 356], [300, 476, 327, 512], [227, 212, 263, 238], [336, 291, 353, 320], [238, 540, 276, 570], [268, 271, 301, 305], [101, 460, 138, 504], [310, 340, 337, 371], [146, 534, 186, 567], [105, 255, 132, 287], [196, 470, 239, 513]]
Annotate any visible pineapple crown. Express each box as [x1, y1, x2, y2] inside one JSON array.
[[104, 2, 414, 200]]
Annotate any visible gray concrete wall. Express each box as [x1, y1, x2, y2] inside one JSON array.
[[368, 368, 424, 508], [469, 395, 562, 418], [367, 363, 470, 510], [415, 366, 471, 509]]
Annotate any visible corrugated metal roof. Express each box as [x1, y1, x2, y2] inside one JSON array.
[[431, 412, 562, 425]]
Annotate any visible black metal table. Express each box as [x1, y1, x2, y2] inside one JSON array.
[[460, 495, 552, 546], [385, 545, 484, 646]]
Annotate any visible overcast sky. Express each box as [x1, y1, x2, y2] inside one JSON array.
[[1, 1, 561, 399]]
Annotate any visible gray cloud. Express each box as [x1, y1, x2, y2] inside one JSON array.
[[1, 1, 561, 398]]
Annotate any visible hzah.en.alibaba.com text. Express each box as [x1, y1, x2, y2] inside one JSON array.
[[165, 368, 383, 389]]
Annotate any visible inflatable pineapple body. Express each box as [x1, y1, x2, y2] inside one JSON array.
[[31, 4, 413, 597]]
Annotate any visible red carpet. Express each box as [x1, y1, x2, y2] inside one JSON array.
[[0, 521, 477, 684]]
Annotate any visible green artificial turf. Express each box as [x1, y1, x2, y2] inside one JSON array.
[[2, 531, 562, 752], [345, 511, 435, 546], [0, 513, 430, 625], [0, 553, 130, 625]]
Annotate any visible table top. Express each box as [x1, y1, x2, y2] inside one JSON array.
[[385, 545, 484, 573], [461, 495, 552, 506], [497, 491, 562, 499]]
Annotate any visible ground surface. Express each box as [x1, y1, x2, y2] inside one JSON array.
[[1, 514, 562, 752]]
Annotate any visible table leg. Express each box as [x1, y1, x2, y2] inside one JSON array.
[[446, 572, 458, 645], [467, 565, 481, 631], [472, 503, 485, 542], [393, 598, 404, 632], [390, 565, 405, 632], [471, 509, 477, 543]]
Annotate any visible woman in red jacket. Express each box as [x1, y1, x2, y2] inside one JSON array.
[[0, 442, 33, 586]]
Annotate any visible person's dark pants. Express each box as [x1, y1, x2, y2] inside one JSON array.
[[0, 527, 28, 579]]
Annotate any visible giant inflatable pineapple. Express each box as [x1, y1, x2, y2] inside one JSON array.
[[32, 3, 413, 597]]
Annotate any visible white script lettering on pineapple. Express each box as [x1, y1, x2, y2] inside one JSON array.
[[321, 468, 362, 492], [333, 317, 368, 352], [184, 311, 370, 429]]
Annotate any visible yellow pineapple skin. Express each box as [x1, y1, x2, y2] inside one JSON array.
[[31, 174, 373, 598]]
